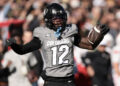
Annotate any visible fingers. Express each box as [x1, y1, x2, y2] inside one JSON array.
[[6, 39, 12, 46], [100, 24, 106, 29], [96, 24, 110, 35], [101, 28, 109, 35], [101, 25, 110, 35], [6, 38, 16, 46]]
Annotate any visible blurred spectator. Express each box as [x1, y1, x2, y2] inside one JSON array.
[[0, 61, 11, 86], [0, 38, 11, 86], [111, 33, 120, 86], [2, 30, 43, 86], [73, 46, 91, 86], [82, 39, 114, 86], [102, 33, 114, 53], [0, 0, 14, 44], [93, 0, 106, 7], [9, 23, 23, 38], [2, 34, 32, 86], [108, 20, 119, 42], [69, 0, 80, 9], [0, 0, 13, 22], [0, 38, 5, 58]]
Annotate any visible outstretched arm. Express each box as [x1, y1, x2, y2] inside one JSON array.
[[7, 37, 41, 54], [74, 24, 109, 50]]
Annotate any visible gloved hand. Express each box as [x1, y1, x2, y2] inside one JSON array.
[[6, 38, 16, 46], [96, 24, 110, 35], [88, 24, 110, 48]]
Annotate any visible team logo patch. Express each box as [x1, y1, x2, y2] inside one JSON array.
[[45, 34, 51, 37]]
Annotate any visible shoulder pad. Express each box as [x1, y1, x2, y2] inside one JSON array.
[[64, 24, 78, 37], [33, 26, 44, 38]]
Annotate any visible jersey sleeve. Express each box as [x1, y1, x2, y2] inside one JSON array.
[[11, 37, 41, 55]]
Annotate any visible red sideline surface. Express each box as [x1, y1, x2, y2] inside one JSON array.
[[0, 19, 25, 28]]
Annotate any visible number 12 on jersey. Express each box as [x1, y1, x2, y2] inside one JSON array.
[[51, 45, 69, 65]]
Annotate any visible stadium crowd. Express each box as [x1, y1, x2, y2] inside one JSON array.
[[0, 0, 120, 86]]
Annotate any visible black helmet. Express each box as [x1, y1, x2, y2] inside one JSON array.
[[43, 3, 67, 31]]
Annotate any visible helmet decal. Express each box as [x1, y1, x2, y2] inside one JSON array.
[[52, 9, 57, 14], [43, 8, 48, 16]]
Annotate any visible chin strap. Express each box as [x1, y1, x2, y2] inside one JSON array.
[[54, 27, 62, 39]]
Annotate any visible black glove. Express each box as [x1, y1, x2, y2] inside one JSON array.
[[88, 24, 110, 49], [96, 24, 110, 35], [6, 38, 16, 46]]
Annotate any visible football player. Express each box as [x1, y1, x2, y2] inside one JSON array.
[[6, 3, 109, 86]]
